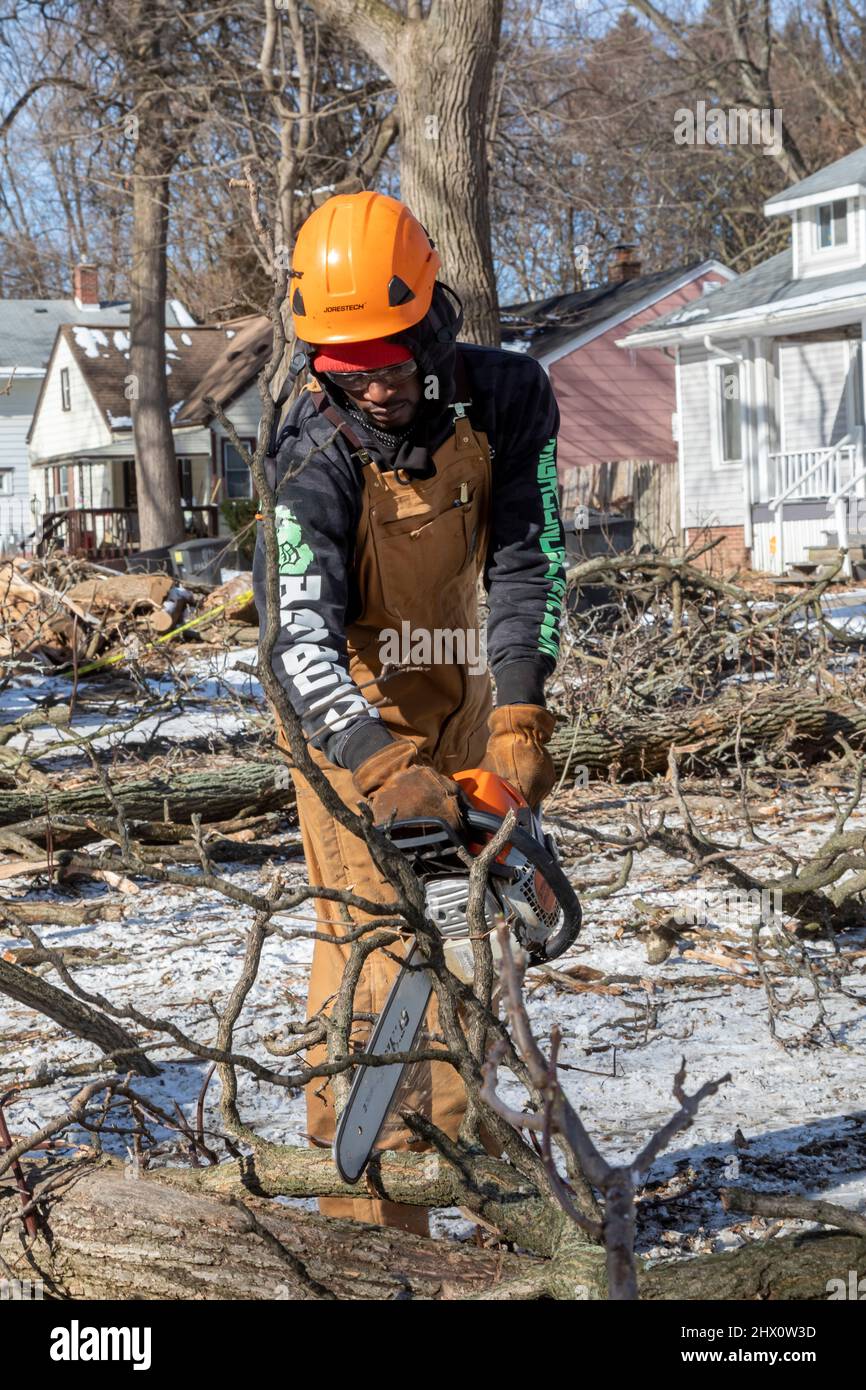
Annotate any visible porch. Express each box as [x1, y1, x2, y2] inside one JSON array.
[[751, 429, 866, 575], [37, 504, 219, 560], [32, 448, 224, 561], [706, 321, 866, 576]]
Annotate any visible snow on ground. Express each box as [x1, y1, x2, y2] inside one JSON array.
[[2, 649, 865, 1253], [2, 650, 263, 762]]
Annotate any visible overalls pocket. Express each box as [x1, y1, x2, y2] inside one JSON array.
[[370, 473, 479, 622]]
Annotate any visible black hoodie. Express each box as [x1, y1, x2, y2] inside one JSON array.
[[253, 289, 567, 772]]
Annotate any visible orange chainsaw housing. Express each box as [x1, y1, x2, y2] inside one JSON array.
[[452, 767, 525, 865], [453, 767, 558, 916]]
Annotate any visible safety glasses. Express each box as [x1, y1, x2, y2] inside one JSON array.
[[323, 358, 418, 394]]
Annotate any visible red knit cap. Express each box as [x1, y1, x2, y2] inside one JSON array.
[[312, 338, 413, 373]]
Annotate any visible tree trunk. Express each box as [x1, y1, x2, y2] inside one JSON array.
[[394, 0, 502, 344], [129, 92, 183, 549], [6, 1159, 864, 1301], [0, 763, 293, 834], [548, 689, 866, 780], [306, 0, 503, 345], [1, 1164, 532, 1300]]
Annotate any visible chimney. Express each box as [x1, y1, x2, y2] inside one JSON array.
[[73, 261, 99, 309], [608, 243, 642, 285]]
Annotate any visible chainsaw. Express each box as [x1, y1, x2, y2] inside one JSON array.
[[333, 768, 582, 1183]]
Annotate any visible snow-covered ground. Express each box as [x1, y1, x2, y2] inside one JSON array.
[[2, 648, 865, 1256]]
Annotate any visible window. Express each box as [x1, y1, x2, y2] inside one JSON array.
[[49, 464, 69, 509], [60, 367, 71, 411], [0, 469, 13, 495], [222, 439, 254, 499], [177, 456, 194, 504], [816, 199, 848, 251], [717, 363, 742, 465]]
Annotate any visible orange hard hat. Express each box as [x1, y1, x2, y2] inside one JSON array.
[[289, 191, 441, 345]]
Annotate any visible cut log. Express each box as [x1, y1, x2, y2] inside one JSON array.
[[203, 573, 256, 624], [4, 1158, 864, 1301], [1, 1164, 534, 1301], [65, 573, 174, 614], [0, 763, 294, 831], [548, 688, 866, 779], [0, 900, 126, 926]]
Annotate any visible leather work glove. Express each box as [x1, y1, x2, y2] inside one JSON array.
[[480, 704, 557, 808], [352, 739, 462, 830]]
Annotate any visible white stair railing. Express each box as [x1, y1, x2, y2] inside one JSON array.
[[769, 433, 856, 575]]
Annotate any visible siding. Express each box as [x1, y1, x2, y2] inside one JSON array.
[[549, 267, 730, 474], [28, 337, 112, 463], [0, 380, 41, 492], [777, 339, 854, 450], [213, 385, 261, 440], [679, 344, 744, 527], [751, 515, 830, 571]]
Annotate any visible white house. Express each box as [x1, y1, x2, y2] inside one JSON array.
[[620, 144, 866, 576], [0, 263, 196, 553], [27, 313, 271, 557]]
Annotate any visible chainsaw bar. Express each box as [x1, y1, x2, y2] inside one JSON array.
[[334, 945, 433, 1184], [333, 788, 582, 1185]]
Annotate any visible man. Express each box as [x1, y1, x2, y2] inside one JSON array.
[[253, 189, 566, 1234]]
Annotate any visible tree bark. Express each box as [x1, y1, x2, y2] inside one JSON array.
[[6, 1158, 863, 1301], [0, 763, 293, 833], [128, 9, 183, 550], [393, 0, 502, 344], [0, 959, 157, 1076], [306, 0, 503, 344], [1, 1164, 532, 1301], [548, 689, 866, 780]]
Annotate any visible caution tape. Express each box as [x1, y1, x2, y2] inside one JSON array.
[[55, 589, 256, 679]]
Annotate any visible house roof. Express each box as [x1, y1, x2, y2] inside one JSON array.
[[499, 263, 724, 358], [622, 249, 866, 345], [44, 323, 254, 437], [0, 298, 195, 372], [173, 314, 273, 425], [765, 144, 866, 211]]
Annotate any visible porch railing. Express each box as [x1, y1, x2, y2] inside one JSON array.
[[768, 442, 856, 503], [768, 430, 862, 574], [37, 506, 219, 559]]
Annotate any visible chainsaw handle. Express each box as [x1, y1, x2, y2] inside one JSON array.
[[540, 887, 582, 960], [461, 807, 582, 960]]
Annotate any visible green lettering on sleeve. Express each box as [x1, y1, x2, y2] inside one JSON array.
[[536, 438, 566, 660]]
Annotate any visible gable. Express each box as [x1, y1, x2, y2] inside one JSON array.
[[551, 268, 731, 472], [28, 335, 112, 461]]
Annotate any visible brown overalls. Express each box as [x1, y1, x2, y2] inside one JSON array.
[[286, 387, 494, 1233]]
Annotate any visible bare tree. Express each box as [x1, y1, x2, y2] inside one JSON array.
[[305, 0, 504, 345]]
